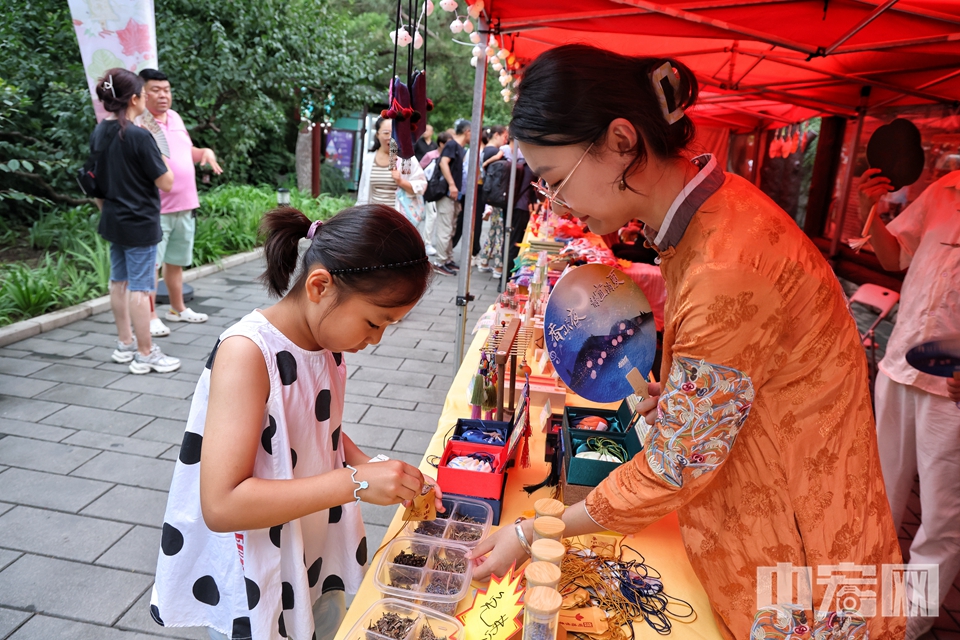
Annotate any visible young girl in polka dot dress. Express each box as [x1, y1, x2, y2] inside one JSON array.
[[151, 204, 442, 640]]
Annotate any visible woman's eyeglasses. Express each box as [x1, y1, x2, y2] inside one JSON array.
[[531, 141, 594, 210]]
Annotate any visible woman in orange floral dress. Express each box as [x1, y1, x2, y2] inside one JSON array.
[[468, 45, 906, 640]]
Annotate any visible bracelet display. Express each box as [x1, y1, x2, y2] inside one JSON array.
[[514, 517, 532, 556], [345, 464, 368, 504]]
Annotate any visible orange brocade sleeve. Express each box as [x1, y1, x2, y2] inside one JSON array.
[[585, 264, 786, 533]]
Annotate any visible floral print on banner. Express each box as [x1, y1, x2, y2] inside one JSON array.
[[751, 605, 868, 639], [645, 357, 754, 488]]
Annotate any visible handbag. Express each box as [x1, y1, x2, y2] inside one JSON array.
[[423, 161, 448, 202], [396, 189, 426, 225], [77, 124, 120, 198]]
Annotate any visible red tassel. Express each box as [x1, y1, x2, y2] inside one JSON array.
[[426, 99, 434, 111], [520, 409, 532, 469]]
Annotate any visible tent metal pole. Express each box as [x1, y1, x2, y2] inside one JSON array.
[[452, 18, 487, 373], [500, 138, 519, 294], [871, 68, 960, 109], [822, 0, 898, 56], [829, 87, 871, 259]]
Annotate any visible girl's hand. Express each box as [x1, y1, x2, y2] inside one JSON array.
[[391, 168, 402, 183], [466, 519, 530, 581], [420, 473, 447, 513], [352, 460, 425, 506], [638, 382, 661, 425]]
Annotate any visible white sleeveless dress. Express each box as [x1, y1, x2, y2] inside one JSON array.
[[151, 311, 366, 640]]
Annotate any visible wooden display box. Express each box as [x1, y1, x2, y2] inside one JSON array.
[[559, 423, 643, 506]]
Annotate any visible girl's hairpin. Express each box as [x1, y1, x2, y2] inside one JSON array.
[[305, 220, 322, 240], [650, 62, 684, 125], [103, 74, 117, 99]]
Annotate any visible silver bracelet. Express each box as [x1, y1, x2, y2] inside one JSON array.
[[345, 465, 368, 504], [514, 517, 532, 556]]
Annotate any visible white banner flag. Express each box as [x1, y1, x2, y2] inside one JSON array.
[[68, 0, 158, 121]]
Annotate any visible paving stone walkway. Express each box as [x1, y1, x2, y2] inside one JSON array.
[[0, 257, 499, 639]]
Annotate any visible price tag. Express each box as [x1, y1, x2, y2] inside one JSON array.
[[402, 480, 437, 522], [457, 563, 524, 640]]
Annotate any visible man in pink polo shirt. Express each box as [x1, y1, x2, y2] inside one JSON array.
[[139, 69, 223, 336]]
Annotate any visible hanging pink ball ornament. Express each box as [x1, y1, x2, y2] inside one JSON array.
[[396, 28, 413, 47], [485, 46, 496, 57], [449, 18, 463, 33], [470, 56, 479, 68], [468, 0, 483, 18], [426, 0, 435, 16], [413, 31, 424, 49], [462, 19, 474, 33], [440, 0, 457, 12], [469, 31, 481, 44]]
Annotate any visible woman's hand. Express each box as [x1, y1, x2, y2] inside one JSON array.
[[638, 382, 661, 425], [421, 473, 447, 513], [352, 460, 425, 506], [466, 519, 531, 581], [947, 374, 960, 404], [391, 168, 402, 183], [858, 168, 893, 217]]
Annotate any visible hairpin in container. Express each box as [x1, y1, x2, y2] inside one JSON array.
[[575, 437, 628, 463], [447, 452, 497, 473]]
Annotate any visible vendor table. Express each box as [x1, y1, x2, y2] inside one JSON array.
[[334, 328, 725, 639]]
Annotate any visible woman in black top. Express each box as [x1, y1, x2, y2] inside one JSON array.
[[90, 68, 180, 375]]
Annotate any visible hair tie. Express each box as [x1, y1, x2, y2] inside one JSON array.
[[327, 256, 428, 276], [305, 220, 322, 240], [650, 61, 684, 124], [103, 74, 117, 99]]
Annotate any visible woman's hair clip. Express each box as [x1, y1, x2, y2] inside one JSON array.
[[650, 61, 684, 125], [103, 74, 117, 99], [305, 220, 322, 240]]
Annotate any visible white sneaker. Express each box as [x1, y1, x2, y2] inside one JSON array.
[[129, 345, 181, 374], [165, 307, 208, 323], [425, 243, 438, 256], [111, 338, 138, 363], [150, 318, 170, 337]]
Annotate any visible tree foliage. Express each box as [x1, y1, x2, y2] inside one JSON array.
[[0, 0, 381, 221]]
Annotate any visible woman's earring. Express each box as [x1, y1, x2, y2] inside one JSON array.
[[619, 178, 627, 191]]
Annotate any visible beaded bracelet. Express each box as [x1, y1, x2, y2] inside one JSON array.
[[345, 464, 368, 504]]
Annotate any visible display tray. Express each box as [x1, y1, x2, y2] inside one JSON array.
[[562, 400, 636, 434], [449, 418, 512, 449], [560, 423, 643, 505], [437, 441, 507, 501], [398, 496, 493, 547], [340, 597, 464, 640], [374, 537, 474, 616]]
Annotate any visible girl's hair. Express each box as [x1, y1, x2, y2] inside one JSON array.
[[486, 125, 507, 143], [96, 68, 144, 136], [369, 117, 389, 152], [511, 44, 698, 185], [259, 205, 431, 308], [436, 131, 452, 147]]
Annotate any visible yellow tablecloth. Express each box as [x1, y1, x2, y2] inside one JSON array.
[[334, 329, 724, 640]]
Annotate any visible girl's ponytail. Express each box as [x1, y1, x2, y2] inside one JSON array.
[[258, 207, 312, 297]]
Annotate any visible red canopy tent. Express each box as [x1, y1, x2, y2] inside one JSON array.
[[485, 0, 960, 131]]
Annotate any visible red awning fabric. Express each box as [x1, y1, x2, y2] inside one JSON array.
[[482, 0, 960, 131]]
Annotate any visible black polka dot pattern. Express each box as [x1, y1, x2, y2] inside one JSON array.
[[333, 352, 342, 366], [291, 449, 298, 469], [269, 524, 282, 548], [276, 351, 298, 385], [178, 432, 202, 465], [245, 577, 260, 609], [322, 574, 345, 593], [150, 604, 164, 626], [329, 505, 342, 524], [193, 575, 220, 606], [205, 338, 221, 370], [233, 617, 252, 638], [307, 557, 323, 587], [261, 416, 277, 455], [281, 581, 295, 609], [315, 389, 331, 422], [161, 523, 183, 556], [278, 612, 287, 637], [356, 537, 368, 566], [331, 425, 341, 452]]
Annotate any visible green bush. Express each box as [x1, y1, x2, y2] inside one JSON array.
[[0, 185, 355, 326]]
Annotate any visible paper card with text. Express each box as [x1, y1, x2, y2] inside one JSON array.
[[457, 563, 524, 640]]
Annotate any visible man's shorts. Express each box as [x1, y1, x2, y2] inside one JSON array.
[[156, 210, 195, 268], [109, 243, 157, 292]]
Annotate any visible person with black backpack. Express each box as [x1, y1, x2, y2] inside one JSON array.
[[477, 126, 509, 275], [88, 68, 180, 375]]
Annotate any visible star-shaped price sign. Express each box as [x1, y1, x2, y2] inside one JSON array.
[[457, 563, 524, 640]]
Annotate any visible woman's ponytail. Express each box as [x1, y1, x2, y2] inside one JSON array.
[[258, 207, 312, 297], [95, 68, 143, 137]]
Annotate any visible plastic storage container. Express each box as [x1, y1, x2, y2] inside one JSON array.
[[398, 496, 493, 548], [375, 537, 474, 615], [340, 597, 464, 640]]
